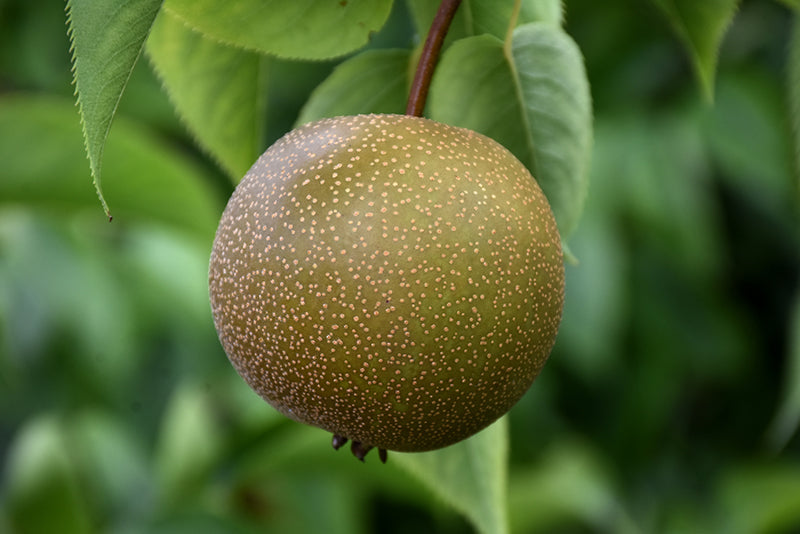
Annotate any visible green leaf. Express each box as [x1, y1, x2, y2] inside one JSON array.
[[406, 0, 562, 44], [717, 463, 800, 534], [767, 288, 800, 450], [405, 0, 443, 38], [519, 0, 563, 27], [777, 0, 800, 9], [463, 0, 563, 37], [66, 0, 163, 218], [296, 49, 411, 125], [2, 416, 92, 534], [395, 417, 508, 534], [146, 10, 268, 180], [162, 0, 393, 60], [429, 23, 592, 238], [651, 0, 739, 100], [0, 96, 221, 239]]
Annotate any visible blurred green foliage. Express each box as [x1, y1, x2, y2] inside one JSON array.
[[1, 0, 799, 533]]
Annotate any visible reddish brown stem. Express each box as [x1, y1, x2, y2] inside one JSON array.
[[405, 0, 462, 117]]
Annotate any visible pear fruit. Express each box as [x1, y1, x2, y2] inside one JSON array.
[[209, 114, 564, 460]]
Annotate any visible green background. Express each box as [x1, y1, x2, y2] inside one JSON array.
[[1, 0, 799, 532]]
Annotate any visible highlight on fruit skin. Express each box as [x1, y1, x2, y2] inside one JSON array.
[[208, 114, 565, 462]]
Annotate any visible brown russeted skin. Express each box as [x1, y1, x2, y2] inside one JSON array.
[[208, 114, 564, 452]]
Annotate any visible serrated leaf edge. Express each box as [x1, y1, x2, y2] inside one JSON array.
[[144, 11, 270, 180], [652, 0, 741, 101], [66, 0, 163, 220], [161, 3, 389, 62]]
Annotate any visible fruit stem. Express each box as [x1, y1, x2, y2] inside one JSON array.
[[405, 0, 462, 117]]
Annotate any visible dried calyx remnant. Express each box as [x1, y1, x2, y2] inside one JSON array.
[[208, 114, 565, 463], [333, 435, 388, 464]]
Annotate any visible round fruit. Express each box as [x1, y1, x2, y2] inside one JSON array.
[[209, 114, 564, 456]]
